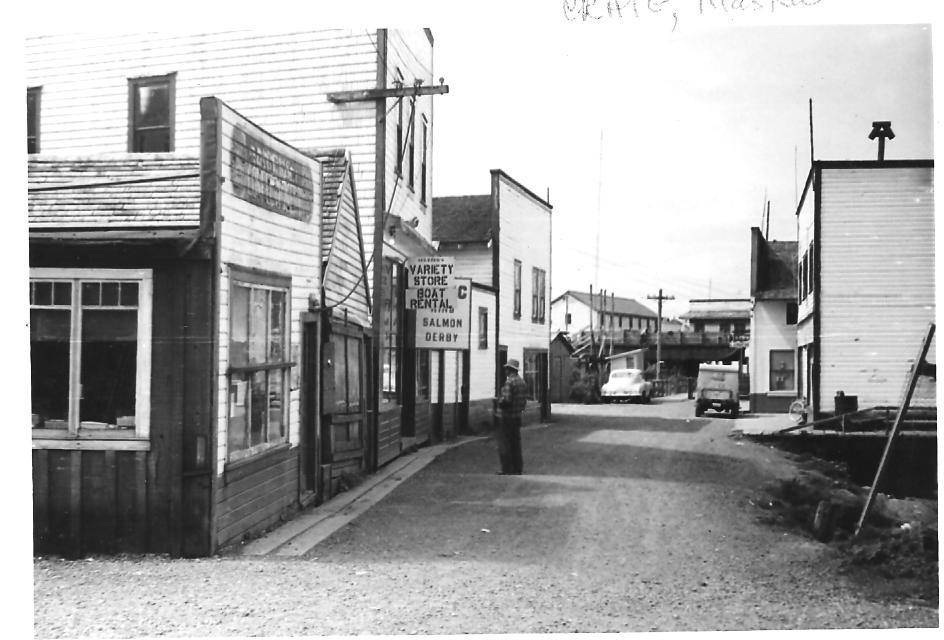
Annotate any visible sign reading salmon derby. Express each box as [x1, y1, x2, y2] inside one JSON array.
[[405, 257, 471, 349]]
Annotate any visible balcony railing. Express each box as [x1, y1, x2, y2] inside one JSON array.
[[572, 327, 746, 350]]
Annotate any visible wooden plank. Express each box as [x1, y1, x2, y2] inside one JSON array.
[[81, 450, 114, 553], [32, 450, 50, 552], [327, 83, 449, 103], [69, 450, 82, 557]]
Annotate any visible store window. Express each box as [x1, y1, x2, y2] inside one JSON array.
[[27, 87, 41, 154], [522, 350, 542, 401], [513, 260, 522, 319], [227, 271, 291, 461], [30, 268, 152, 442], [129, 73, 174, 153], [769, 350, 795, 392], [380, 258, 401, 405], [478, 307, 488, 349]]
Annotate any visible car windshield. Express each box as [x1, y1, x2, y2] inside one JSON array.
[[610, 370, 642, 383]]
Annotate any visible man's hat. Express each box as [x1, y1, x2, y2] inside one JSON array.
[[505, 359, 520, 371]]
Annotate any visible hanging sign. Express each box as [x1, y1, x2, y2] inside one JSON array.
[[405, 256, 470, 349]]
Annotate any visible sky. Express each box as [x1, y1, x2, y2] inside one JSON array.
[[432, 13, 935, 318]]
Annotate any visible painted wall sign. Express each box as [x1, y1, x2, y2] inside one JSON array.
[[229, 127, 314, 221], [404, 260, 470, 349]]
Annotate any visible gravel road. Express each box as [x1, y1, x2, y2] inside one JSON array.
[[33, 398, 938, 636]]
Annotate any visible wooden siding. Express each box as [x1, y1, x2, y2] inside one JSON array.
[[496, 173, 552, 368], [748, 300, 797, 398], [818, 166, 935, 412], [377, 408, 402, 466], [322, 163, 371, 327], [450, 245, 493, 285], [212, 99, 322, 477], [26, 30, 380, 268], [30, 254, 213, 556], [382, 31, 435, 246]]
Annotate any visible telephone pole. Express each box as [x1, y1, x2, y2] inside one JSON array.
[[647, 288, 675, 382]]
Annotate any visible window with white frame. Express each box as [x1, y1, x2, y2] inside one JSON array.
[[513, 260, 522, 320], [30, 269, 152, 441], [769, 350, 795, 392], [227, 271, 291, 461]]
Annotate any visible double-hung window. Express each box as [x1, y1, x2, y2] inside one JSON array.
[[227, 271, 291, 461], [531, 267, 546, 323], [512, 260, 522, 320], [408, 105, 416, 190], [394, 69, 404, 176], [30, 268, 152, 446], [129, 73, 175, 152], [478, 307, 488, 349], [420, 117, 428, 204], [380, 258, 401, 405], [769, 350, 796, 392]]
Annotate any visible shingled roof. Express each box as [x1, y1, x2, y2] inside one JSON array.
[[555, 290, 658, 318], [29, 157, 201, 228], [432, 195, 492, 243]]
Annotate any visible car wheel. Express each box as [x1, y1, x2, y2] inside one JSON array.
[[731, 405, 740, 419]]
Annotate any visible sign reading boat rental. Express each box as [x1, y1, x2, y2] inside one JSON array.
[[404, 257, 471, 349]]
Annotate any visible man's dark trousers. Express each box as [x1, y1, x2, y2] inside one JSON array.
[[499, 412, 523, 474]]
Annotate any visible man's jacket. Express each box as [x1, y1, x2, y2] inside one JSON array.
[[499, 373, 528, 414]]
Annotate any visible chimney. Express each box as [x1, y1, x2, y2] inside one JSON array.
[[868, 121, 895, 161]]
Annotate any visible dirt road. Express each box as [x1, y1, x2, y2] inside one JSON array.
[[33, 397, 938, 636]]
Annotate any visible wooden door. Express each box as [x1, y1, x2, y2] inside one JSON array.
[[299, 314, 320, 501]]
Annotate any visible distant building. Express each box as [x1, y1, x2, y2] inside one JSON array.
[[549, 332, 578, 403], [748, 228, 798, 413], [550, 290, 658, 334], [433, 170, 553, 424], [795, 159, 935, 418], [679, 298, 752, 338]]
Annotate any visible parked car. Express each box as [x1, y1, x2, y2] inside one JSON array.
[[601, 368, 652, 403], [694, 363, 740, 417]]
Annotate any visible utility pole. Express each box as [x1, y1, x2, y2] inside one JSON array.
[[647, 288, 675, 383]]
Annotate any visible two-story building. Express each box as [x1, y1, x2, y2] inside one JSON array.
[[433, 170, 553, 424], [748, 227, 798, 413], [26, 30, 444, 555], [795, 159, 935, 418], [550, 290, 658, 335]]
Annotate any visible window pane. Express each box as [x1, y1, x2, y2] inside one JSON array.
[[133, 128, 171, 153], [30, 308, 71, 428], [101, 282, 120, 306], [120, 282, 138, 306], [269, 290, 286, 362], [249, 370, 267, 446], [80, 308, 137, 428], [27, 90, 37, 141], [267, 369, 284, 441], [135, 84, 169, 127], [53, 282, 72, 306], [248, 288, 268, 364], [33, 281, 52, 306], [82, 282, 100, 306], [230, 285, 249, 367], [770, 351, 795, 391], [228, 375, 248, 452], [347, 337, 361, 411]]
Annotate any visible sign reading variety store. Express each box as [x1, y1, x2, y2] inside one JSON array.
[[404, 257, 471, 349]]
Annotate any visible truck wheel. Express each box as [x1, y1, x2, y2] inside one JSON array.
[[731, 405, 740, 419], [695, 403, 704, 417]]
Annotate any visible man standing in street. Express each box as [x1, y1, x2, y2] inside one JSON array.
[[496, 359, 527, 475]]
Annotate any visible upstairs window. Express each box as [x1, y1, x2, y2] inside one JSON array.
[[786, 302, 798, 325], [531, 268, 546, 324], [394, 69, 404, 176], [420, 116, 428, 204], [27, 87, 41, 154], [129, 74, 174, 152], [380, 258, 401, 406], [513, 260, 522, 319], [408, 104, 416, 190]]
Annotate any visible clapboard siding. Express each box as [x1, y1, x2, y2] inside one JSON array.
[[818, 166, 935, 411], [749, 300, 797, 397], [470, 287, 497, 400], [496, 173, 552, 367], [383, 30, 435, 246], [216, 449, 299, 547], [451, 246, 493, 285], [26, 30, 379, 267], [323, 169, 370, 326], [377, 409, 402, 466]]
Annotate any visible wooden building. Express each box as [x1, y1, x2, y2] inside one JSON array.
[[29, 97, 376, 556], [795, 159, 935, 418], [748, 228, 798, 413], [433, 170, 553, 424], [550, 290, 658, 335], [549, 332, 578, 403], [26, 29, 445, 472]]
